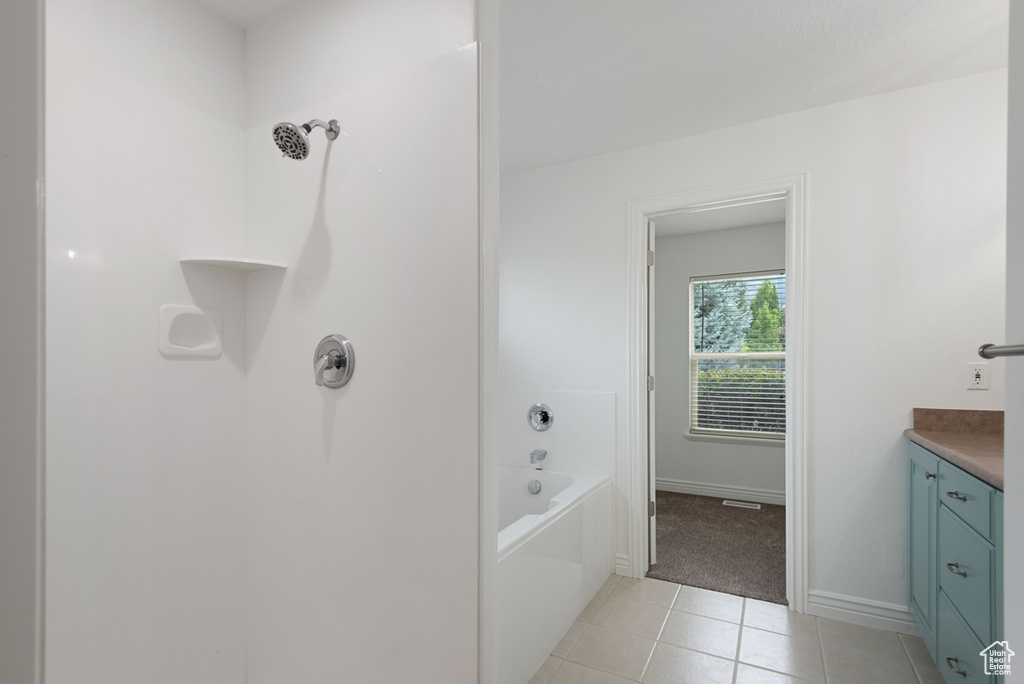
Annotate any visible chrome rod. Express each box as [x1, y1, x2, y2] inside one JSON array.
[[978, 343, 1024, 359]]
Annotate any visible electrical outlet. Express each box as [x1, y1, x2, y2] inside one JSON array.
[[967, 362, 989, 390]]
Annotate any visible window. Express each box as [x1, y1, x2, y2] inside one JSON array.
[[690, 270, 785, 439]]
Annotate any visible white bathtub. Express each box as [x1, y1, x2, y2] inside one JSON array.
[[496, 466, 612, 684]]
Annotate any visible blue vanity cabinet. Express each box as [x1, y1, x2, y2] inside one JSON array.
[[907, 440, 1004, 684], [908, 442, 939, 657], [995, 490, 1004, 651]]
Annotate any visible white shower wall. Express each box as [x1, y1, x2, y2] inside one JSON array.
[[45, 1, 248, 681], [44, 0, 486, 682], [242, 10, 481, 682], [244, 0, 475, 127]]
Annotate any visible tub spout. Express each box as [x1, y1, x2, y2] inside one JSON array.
[[530, 449, 547, 464]]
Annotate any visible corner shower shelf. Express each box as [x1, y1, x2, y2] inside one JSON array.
[[181, 258, 286, 272]]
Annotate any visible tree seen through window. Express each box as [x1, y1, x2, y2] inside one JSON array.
[[691, 272, 785, 438]]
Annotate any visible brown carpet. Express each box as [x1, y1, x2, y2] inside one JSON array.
[[646, 491, 787, 605]]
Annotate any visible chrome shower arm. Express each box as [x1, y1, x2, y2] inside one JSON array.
[[305, 119, 340, 140]]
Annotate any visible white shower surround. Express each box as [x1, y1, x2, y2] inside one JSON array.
[[243, 43, 482, 684], [42, 0, 491, 682]]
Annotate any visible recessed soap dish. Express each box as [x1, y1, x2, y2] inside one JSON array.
[[158, 304, 222, 358]]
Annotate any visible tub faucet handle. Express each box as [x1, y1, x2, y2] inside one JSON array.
[[530, 449, 547, 464]]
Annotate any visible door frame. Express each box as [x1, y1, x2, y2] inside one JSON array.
[[626, 174, 808, 613], [646, 220, 657, 568]]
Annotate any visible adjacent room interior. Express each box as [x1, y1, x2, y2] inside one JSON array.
[[647, 199, 788, 606]]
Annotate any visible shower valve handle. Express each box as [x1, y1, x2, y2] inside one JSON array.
[[314, 350, 344, 386], [312, 334, 354, 389]]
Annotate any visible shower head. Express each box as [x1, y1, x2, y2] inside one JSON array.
[[272, 119, 340, 160]]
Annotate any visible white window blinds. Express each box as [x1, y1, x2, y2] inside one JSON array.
[[690, 271, 786, 439]]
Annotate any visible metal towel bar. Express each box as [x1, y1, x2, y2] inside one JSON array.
[[978, 343, 1024, 359]]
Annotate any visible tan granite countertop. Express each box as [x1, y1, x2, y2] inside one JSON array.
[[903, 408, 1004, 490]]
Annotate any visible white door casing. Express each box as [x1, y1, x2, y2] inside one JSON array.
[[648, 221, 657, 568], [627, 175, 808, 613]]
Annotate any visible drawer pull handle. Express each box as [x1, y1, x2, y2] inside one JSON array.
[[925, 471, 936, 480], [945, 657, 968, 677], [946, 491, 967, 502], [946, 562, 968, 578]]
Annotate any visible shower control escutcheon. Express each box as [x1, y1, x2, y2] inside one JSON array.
[[528, 403, 553, 431], [314, 334, 354, 389]]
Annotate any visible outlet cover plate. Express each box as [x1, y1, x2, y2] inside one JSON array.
[[967, 362, 989, 390]]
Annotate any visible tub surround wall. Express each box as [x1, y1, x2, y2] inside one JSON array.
[[500, 69, 1007, 624], [653, 224, 786, 504], [501, 390, 616, 475]]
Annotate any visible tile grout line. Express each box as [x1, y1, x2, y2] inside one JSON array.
[[732, 598, 747, 684], [897, 633, 927, 684], [814, 615, 830, 684], [563, 610, 653, 682], [545, 655, 565, 684], [636, 588, 675, 683]]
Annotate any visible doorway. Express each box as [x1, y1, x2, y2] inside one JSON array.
[[647, 206, 787, 603], [627, 175, 808, 613]]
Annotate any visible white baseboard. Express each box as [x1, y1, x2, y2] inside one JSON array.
[[806, 590, 919, 635], [615, 553, 634, 578], [655, 477, 786, 507]]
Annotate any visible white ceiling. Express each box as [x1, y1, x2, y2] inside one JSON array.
[[654, 197, 787, 239], [501, 0, 1008, 174], [194, 1, 1009, 175]]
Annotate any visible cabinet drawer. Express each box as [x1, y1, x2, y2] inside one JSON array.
[[937, 592, 989, 683], [938, 506, 994, 645], [938, 461, 992, 538]]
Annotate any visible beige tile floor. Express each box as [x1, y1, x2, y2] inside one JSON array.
[[529, 576, 945, 684]]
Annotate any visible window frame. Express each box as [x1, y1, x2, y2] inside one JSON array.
[[688, 269, 786, 442]]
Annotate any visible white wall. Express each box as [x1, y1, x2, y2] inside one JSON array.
[[44, 1, 250, 681], [243, 2, 483, 682], [654, 224, 786, 501], [500, 69, 1007, 617], [0, 1, 43, 682], [1003, 0, 1023, 651]]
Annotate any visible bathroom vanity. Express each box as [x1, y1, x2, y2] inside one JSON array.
[[905, 409, 1004, 683]]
